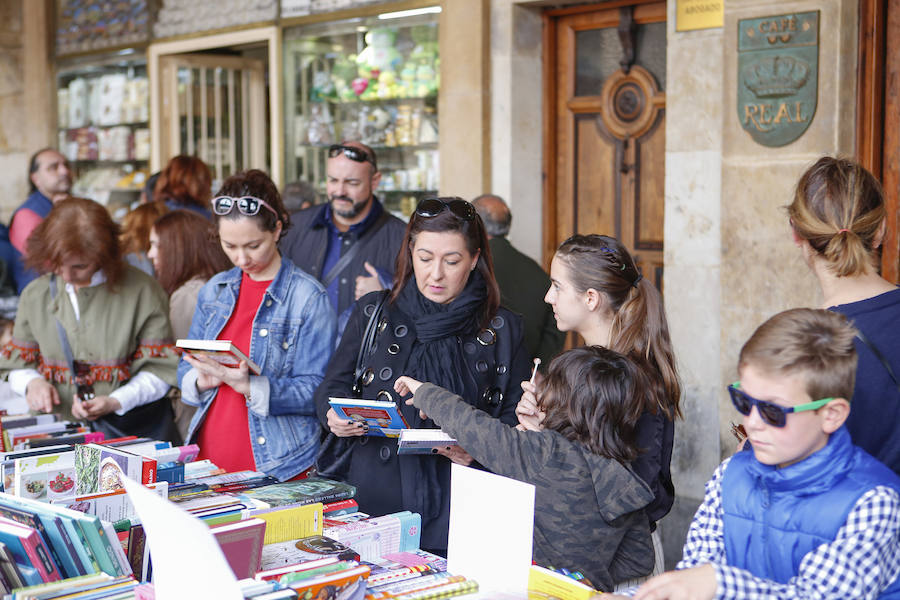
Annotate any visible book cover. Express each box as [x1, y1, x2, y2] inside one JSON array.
[[0, 503, 83, 579], [176, 339, 261, 375], [254, 556, 340, 582], [324, 512, 421, 562], [0, 494, 100, 576], [237, 477, 356, 508], [0, 541, 26, 590], [28, 501, 123, 576], [26, 431, 104, 449], [323, 499, 359, 517], [156, 463, 184, 485], [0, 517, 61, 582], [397, 429, 459, 455], [249, 503, 323, 544], [74, 444, 156, 496], [259, 535, 359, 571], [527, 565, 597, 600], [328, 398, 409, 437], [284, 563, 370, 599], [13, 451, 77, 502], [125, 524, 146, 582], [101, 520, 132, 577], [210, 517, 266, 579]]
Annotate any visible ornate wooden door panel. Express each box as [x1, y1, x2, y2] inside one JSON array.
[[545, 2, 667, 289]]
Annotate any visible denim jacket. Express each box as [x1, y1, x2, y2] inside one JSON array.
[[178, 257, 337, 481]]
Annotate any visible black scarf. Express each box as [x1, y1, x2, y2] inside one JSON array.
[[394, 269, 487, 536], [395, 269, 487, 403]]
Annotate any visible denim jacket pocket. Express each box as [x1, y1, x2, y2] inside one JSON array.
[[264, 319, 303, 376]]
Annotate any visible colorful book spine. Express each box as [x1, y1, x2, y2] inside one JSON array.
[[0, 518, 61, 582], [392, 578, 478, 600], [0, 505, 81, 579]]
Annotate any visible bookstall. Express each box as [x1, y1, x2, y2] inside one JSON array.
[[0, 413, 605, 600]]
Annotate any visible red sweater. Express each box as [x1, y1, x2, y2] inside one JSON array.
[[197, 273, 271, 473]]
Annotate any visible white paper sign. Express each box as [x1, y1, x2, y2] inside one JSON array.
[[122, 475, 243, 599], [447, 463, 535, 594]]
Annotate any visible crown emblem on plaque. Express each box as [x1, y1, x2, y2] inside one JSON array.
[[742, 55, 810, 98]]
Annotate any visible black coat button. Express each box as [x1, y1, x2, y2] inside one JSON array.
[[379, 446, 392, 461], [491, 316, 505, 329], [379, 367, 393, 381], [394, 325, 408, 338]]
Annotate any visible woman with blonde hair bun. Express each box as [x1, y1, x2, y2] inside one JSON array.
[[788, 155, 900, 473]]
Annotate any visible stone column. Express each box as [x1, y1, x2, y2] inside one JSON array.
[[662, 0, 725, 567]]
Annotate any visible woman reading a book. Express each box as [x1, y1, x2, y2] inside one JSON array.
[[0, 197, 181, 442], [515, 234, 681, 577], [178, 170, 337, 481], [395, 346, 657, 592], [147, 209, 231, 439], [314, 197, 531, 554]]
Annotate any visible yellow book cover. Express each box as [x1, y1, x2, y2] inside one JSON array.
[[528, 565, 600, 600], [253, 502, 323, 544]]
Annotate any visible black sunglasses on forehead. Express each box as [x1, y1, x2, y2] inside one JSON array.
[[328, 144, 377, 170], [415, 198, 476, 221]]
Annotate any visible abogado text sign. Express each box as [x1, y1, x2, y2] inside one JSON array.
[[737, 11, 819, 147]]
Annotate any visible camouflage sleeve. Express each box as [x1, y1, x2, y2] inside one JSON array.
[[413, 382, 555, 481]]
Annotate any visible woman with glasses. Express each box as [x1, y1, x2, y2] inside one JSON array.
[[313, 197, 531, 554], [178, 170, 337, 481], [147, 209, 231, 439], [0, 197, 181, 442], [788, 156, 900, 474], [516, 234, 681, 579]]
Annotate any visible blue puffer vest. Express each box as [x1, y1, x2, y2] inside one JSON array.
[[722, 426, 900, 596]]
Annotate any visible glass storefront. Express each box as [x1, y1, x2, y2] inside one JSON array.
[[283, 7, 440, 218]]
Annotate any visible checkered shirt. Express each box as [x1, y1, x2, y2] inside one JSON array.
[[667, 456, 900, 599]]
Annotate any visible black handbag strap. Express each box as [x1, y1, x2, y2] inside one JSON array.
[[48, 275, 78, 381], [352, 290, 389, 394], [321, 211, 390, 288], [856, 328, 900, 393]]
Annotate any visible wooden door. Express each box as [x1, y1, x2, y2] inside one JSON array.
[[544, 1, 667, 290], [857, 0, 900, 283], [158, 54, 267, 184]]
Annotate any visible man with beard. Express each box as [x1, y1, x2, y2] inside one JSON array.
[[9, 148, 73, 292], [282, 141, 406, 329]]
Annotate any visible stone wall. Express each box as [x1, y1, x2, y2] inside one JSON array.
[[0, 0, 26, 222]]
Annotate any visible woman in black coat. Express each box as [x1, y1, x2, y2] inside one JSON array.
[[314, 197, 531, 554]]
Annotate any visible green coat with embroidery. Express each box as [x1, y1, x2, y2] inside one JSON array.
[[0, 265, 179, 421]]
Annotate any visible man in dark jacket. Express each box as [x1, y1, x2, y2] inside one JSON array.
[[9, 148, 72, 292], [473, 194, 565, 366], [281, 142, 406, 325]]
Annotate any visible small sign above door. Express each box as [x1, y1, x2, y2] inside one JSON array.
[[675, 0, 723, 32], [737, 11, 819, 147]]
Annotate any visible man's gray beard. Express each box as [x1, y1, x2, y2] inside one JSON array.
[[330, 195, 370, 219]]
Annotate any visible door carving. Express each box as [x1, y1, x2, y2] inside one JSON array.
[[544, 2, 667, 290]]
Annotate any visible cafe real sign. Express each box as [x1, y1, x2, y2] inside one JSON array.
[[738, 11, 819, 147]]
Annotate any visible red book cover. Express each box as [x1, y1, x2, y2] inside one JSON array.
[[254, 556, 341, 582], [210, 518, 266, 579], [140, 457, 156, 484], [0, 517, 62, 582], [322, 499, 358, 516]]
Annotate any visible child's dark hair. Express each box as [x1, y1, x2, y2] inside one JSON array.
[[538, 346, 646, 463]]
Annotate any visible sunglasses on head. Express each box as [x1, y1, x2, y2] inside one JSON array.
[[415, 198, 476, 221], [727, 381, 834, 428], [212, 196, 279, 218], [328, 144, 377, 170]]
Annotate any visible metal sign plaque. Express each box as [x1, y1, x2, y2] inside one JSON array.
[[737, 11, 819, 147]]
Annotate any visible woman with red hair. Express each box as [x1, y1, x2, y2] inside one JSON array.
[[154, 155, 213, 218], [0, 197, 181, 442]]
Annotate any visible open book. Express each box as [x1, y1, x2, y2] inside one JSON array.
[[176, 339, 261, 375]]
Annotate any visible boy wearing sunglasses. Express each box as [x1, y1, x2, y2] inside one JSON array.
[[614, 308, 900, 599]]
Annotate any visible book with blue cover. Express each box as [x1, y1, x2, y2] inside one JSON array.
[[328, 398, 409, 438]]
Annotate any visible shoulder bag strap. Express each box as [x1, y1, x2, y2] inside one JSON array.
[[321, 211, 391, 289], [856, 328, 900, 393], [352, 290, 389, 395], [48, 275, 77, 379]]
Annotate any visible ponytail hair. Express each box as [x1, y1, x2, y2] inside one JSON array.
[[788, 156, 886, 277], [556, 234, 682, 420]]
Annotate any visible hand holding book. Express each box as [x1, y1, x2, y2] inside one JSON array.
[[182, 353, 251, 396], [395, 376, 474, 466]]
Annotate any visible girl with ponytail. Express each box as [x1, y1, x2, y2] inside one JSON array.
[[788, 156, 900, 474], [516, 233, 680, 576]]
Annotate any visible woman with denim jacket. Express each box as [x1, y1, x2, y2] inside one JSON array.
[[178, 170, 337, 481]]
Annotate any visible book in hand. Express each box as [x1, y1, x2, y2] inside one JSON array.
[[176, 339, 261, 375], [328, 398, 410, 438], [397, 429, 459, 454]]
